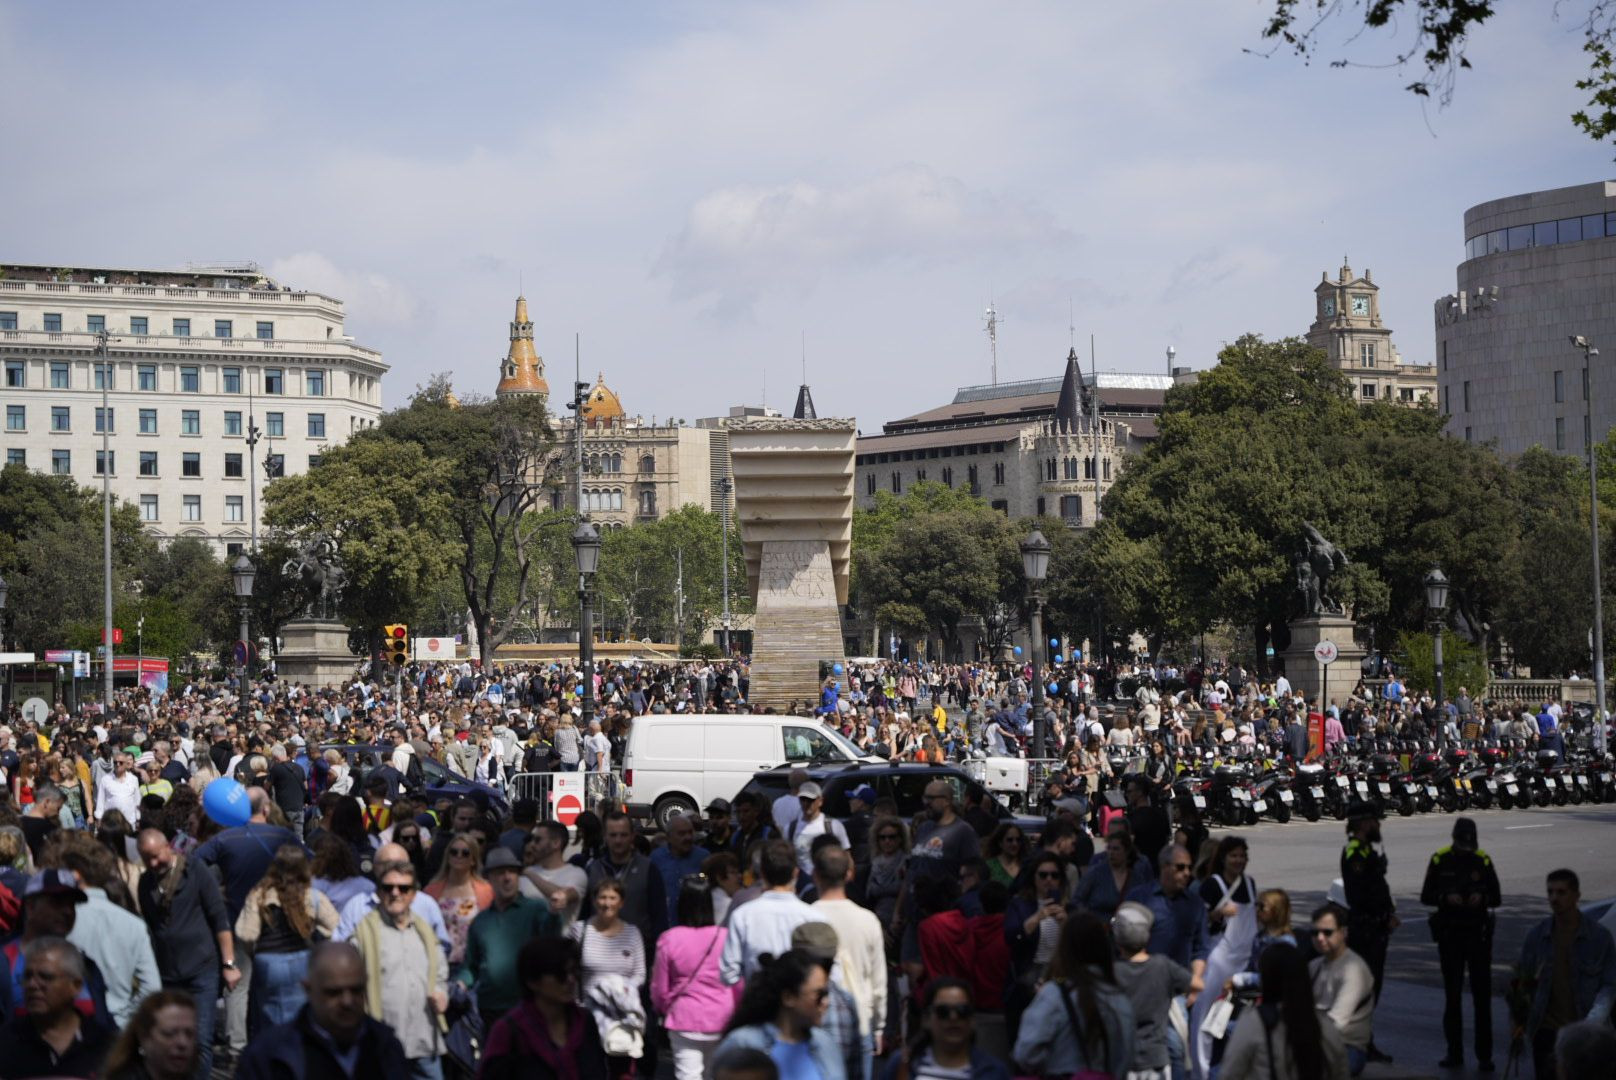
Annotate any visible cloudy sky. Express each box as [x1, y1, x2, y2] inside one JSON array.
[[1, 2, 1607, 427]]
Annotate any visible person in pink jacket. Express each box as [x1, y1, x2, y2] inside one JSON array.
[[652, 876, 736, 1080]]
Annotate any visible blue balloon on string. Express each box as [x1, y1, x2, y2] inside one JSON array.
[[832, 662, 844, 675], [1050, 638, 1060, 649], [1013, 646, 1023, 657], [1048, 682, 1060, 695], [1053, 654, 1063, 664], [202, 777, 250, 828]]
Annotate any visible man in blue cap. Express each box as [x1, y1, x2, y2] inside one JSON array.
[[845, 785, 877, 868]]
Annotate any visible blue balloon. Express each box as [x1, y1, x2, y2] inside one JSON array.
[[1050, 638, 1060, 649], [1053, 654, 1063, 664], [202, 777, 250, 828], [1071, 649, 1082, 660], [1049, 682, 1060, 695], [832, 662, 844, 675], [1013, 646, 1023, 657]]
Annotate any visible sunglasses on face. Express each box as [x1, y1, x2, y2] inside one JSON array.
[[380, 883, 415, 895], [1312, 927, 1338, 938], [1036, 870, 1062, 880], [449, 848, 473, 858], [931, 1003, 974, 1021]]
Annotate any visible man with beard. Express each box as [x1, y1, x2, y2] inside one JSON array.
[[1342, 800, 1399, 1065]]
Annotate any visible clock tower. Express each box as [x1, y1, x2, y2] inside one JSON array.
[[1305, 259, 1434, 405]]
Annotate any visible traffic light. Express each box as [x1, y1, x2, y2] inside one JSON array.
[[384, 624, 409, 666]]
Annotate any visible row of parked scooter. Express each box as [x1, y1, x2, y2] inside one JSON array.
[[1160, 740, 1616, 826]]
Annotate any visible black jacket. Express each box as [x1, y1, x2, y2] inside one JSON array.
[[234, 1004, 408, 1080]]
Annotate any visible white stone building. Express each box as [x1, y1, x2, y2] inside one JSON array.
[[0, 263, 386, 553], [1305, 260, 1436, 405], [1433, 181, 1616, 454]]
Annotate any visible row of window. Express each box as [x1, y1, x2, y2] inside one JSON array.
[[1464, 212, 1616, 261], [1048, 456, 1110, 481], [138, 493, 248, 523], [854, 440, 1010, 467], [582, 453, 659, 475], [1360, 383, 1420, 401], [0, 313, 275, 339], [3, 404, 326, 438], [872, 461, 1007, 495], [3, 359, 325, 395], [2, 447, 294, 478]]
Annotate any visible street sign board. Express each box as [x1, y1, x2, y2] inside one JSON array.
[[233, 640, 250, 666], [72, 651, 90, 678], [20, 698, 47, 726], [43, 650, 74, 664], [550, 773, 586, 827], [1313, 640, 1339, 665], [414, 637, 456, 661]]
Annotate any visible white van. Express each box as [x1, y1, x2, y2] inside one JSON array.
[[624, 715, 877, 827]]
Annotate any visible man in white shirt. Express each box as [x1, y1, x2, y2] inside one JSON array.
[[582, 720, 612, 772], [772, 768, 810, 837], [95, 752, 141, 825], [720, 839, 825, 985], [789, 783, 848, 877], [521, 820, 588, 924], [1309, 902, 1376, 1074], [811, 844, 888, 1055]]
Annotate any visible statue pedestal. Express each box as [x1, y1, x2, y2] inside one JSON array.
[[747, 540, 846, 711], [1279, 614, 1366, 711], [277, 618, 357, 687]]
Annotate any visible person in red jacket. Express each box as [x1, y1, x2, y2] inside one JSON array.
[[916, 880, 974, 993]]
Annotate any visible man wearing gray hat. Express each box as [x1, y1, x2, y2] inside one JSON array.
[[1421, 817, 1501, 1071]]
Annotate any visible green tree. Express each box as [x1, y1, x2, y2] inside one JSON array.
[[1258, 1, 1616, 154]]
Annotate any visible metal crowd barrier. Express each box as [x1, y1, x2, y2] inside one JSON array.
[[507, 769, 626, 821]]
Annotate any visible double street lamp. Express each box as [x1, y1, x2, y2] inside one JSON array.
[[573, 523, 601, 731], [0, 573, 8, 712], [232, 554, 255, 728], [1423, 566, 1449, 743], [1021, 528, 1051, 759], [1573, 334, 1608, 754]]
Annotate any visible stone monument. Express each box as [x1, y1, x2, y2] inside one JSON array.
[[1278, 522, 1366, 710], [727, 417, 855, 711], [276, 534, 360, 687]]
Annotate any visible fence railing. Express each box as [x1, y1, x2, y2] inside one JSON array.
[[507, 770, 626, 824], [1363, 677, 1605, 707]]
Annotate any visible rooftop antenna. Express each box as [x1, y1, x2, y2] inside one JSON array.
[[983, 300, 1001, 385], [801, 331, 807, 384], [1091, 333, 1101, 521], [1068, 297, 1076, 349]]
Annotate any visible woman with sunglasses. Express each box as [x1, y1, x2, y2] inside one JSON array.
[[1003, 853, 1071, 1035], [1219, 943, 1347, 1080], [424, 834, 492, 977], [714, 948, 845, 1080], [983, 824, 1025, 887], [859, 817, 909, 933], [651, 875, 733, 1079], [479, 936, 609, 1080], [880, 977, 1009, 1080], [569, 878, 648, 1078], [1013, 912, 1134, 1080], [392, 821, 427, 880]]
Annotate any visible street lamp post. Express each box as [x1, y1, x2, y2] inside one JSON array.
[[1021, 528, 1052, 759], [98, 331, 114, 711], [1573, 334, 1608, 754], [1424, 566, 1450, 744], [719, 475, 733, 656], [0, 573, 9, 711], [573, 523, 601, 732], [232, 554, 256, 729]]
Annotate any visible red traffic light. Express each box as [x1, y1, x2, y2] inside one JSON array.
[[391, 626, 406, 639]]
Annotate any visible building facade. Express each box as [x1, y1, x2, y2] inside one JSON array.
[[853, 351, 1167, 525], [1434, 181, 1616, 455], [0, 263, 385, 553], [1305, 260, 1435, 405]]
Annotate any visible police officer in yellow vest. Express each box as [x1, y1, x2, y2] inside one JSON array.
[[1420, 817, 1501, 1072], [1342, 799, 1398, 1064]]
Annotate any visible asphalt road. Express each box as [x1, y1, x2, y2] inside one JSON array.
[[1219, 799, 1616, 1079]]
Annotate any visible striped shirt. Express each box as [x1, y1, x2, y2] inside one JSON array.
[[567, 919, 646, 1004]]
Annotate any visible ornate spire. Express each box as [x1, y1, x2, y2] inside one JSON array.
[[495, 295, 549, 399], [793, 384, 818, 420], [1054, 347, 1083, 433]]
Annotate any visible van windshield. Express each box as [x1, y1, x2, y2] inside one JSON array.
[[782, 723, 869, 763]]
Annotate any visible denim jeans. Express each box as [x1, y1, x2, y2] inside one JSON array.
[[1165, 995, 1188, 1080], [1347, 1046, 1368, 1077], [171, 966, 220, 1079], [249, 949, 310, 1040]]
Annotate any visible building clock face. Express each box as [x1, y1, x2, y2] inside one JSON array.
[[1321, 298, 1336, 317], [1351, 295, 1369, 316]]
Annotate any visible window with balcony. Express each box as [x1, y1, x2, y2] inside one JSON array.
[[224, 453, 243, 478], [182, 495, 201, 522], [5, 405, 23, 431], [222, 367, 242, 394], [173, 318, 190, 337], [180, 366, 199, 392], [214, 320, 233, 338], [4, 361, 23, 388], [307, 413, 325, 438], [0, 312, 15, 330], [51, 450, 69, 475], [139, 452, 158, 477], [256, 321, 274, 340], [226, 495, 244, 522], [139, 408, 157, 434], [51, 407, 69, 432], [94, 407, 113, 434], [86, 315, 105, 334], [1061, 495, 1083, 523], [266, 412, 284, 437], [130, 317, 148, 335], [264, 368, 283, 394], [224, 411, 242, 436], [138, 364, 156, 391], [140, 495, 158, 522], [49, 362, 68, 389], [181, 410, 200, 435], [43, 314, 61, 332], [182, 452, 201, 477]]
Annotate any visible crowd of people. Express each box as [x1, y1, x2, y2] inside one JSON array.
[[0, 651, 1605, 1080]]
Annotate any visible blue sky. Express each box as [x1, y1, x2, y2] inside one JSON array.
[[1, 1, 1608, 426]]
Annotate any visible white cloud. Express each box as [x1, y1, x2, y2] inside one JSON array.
[[654, 165, 1072, 317], [266, 253, 424, 328]]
